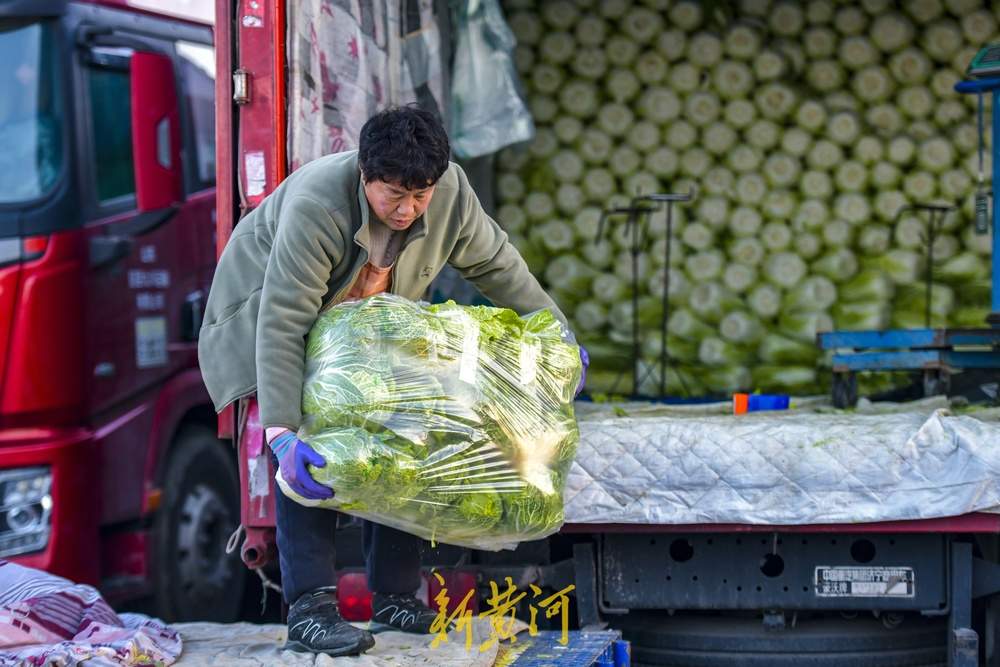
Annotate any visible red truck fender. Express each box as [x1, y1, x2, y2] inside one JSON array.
[[142, 367, 218, 503]]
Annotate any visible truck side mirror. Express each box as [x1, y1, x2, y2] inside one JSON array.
[[130, 51, 182, 212]]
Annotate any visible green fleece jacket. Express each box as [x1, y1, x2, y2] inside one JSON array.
[[198, 150, 565, 431]]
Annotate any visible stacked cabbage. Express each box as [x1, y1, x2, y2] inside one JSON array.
[[496, 0, 996, 396], [278, 294, 582, 551]]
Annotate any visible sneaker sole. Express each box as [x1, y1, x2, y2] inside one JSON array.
[[283, 636, 375, 656], [367, 621, 436, 635]]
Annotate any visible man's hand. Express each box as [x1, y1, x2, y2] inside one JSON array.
[[576, 346, 589, 397], [269, 430, 334, 500]]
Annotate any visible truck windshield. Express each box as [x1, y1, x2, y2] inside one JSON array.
[[0, 19, 63, 205]]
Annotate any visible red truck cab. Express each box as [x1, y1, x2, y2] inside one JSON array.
[[0, 0, 245, 621]]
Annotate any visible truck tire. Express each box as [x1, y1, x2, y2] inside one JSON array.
[[617, 613, 946, 666], [152, 425, 246, 622]]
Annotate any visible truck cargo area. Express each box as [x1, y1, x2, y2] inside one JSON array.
[[209, 0, 1000, 665]]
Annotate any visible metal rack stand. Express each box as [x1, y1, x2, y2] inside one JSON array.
[[595, 191, 695, 398]]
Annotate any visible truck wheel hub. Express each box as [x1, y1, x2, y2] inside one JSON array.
[[175, 484, 232, 599]]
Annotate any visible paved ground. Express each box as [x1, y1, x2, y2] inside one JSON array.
[[171, 618, 527, 666]]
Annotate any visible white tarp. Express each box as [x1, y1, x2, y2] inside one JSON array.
[[564, 401, 1000, 526], [169, 619, 522, 666]]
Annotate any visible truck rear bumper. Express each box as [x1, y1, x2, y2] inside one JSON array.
[[0, 427, 99, 584]]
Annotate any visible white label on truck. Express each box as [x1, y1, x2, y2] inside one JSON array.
[[814, 566, 914, 598], [135, 316, 168, 368], [245, 151, 266, 197], [128, 269, 170, 289], [247, 453, 271, 511], [136, 292, 165, 312]]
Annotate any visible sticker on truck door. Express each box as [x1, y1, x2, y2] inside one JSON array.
[[135, 316, 168, 368], [814, 567, 914, 597]]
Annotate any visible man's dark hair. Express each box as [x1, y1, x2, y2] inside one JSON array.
[[358, 106, 450, 189]]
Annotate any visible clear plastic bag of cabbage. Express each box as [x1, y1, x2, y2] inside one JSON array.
[[277, 294, 582, 551]]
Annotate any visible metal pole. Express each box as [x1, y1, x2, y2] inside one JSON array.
[[992, 88, 1000, 323], [950, 541, 979, 666], [926, 209, 936, 329], [660, 204, 673, 397], [631, 210, 640, 397], [955, 78, 1000, 326]]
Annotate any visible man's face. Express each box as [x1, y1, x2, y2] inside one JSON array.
[[363, 177, 436, 231]]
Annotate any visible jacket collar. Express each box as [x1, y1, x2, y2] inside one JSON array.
[[355, 175, 372, 250]]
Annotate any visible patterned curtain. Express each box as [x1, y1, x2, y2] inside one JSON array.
[[287, 0, 446, 171]]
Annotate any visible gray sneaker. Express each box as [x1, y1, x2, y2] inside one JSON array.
[[369, 592, 444, 634], [285, 587, 375, 656]]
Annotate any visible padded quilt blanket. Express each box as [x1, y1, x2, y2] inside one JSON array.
[[563, 400, 1000, 526]]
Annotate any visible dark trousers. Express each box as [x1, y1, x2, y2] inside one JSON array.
[[274, 476, 424, 604]]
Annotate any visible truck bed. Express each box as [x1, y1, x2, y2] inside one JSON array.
[[564, 398, 1000, 527]]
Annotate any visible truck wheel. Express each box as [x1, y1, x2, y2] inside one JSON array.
[[153, 425, 246, 622]]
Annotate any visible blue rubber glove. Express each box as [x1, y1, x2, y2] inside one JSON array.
[[270, 431, 334, 500], [576, 346, 589, 397]]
